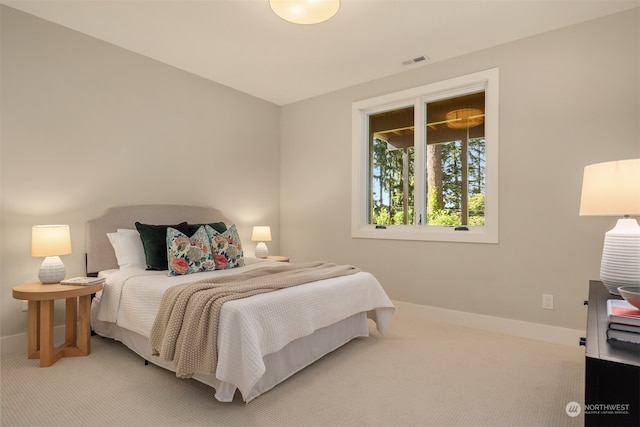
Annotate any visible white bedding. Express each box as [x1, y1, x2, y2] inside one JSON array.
[[91, 258, 395, 402]]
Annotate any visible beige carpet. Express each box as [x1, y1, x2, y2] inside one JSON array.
[[1, 308, 585, 426]]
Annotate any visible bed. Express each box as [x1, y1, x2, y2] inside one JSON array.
[[88, 205, 395, 402]]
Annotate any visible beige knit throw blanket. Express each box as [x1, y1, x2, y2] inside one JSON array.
[[149, 262, 360, 378]]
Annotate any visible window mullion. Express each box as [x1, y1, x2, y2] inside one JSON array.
[[352, 67, 499, 243], [413, 99, 425, 225]]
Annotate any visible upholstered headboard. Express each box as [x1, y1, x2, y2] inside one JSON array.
[[86, 204, 230, 275]]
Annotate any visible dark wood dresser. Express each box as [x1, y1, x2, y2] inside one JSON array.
[[583, 280, 640, 426]]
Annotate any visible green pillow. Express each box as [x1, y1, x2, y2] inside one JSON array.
[[188, 222, 226, 235], [134, 221, 190, 270]]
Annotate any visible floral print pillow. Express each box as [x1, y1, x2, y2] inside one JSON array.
[[205, 224, 245, 270], [166, 226, 215, 276]]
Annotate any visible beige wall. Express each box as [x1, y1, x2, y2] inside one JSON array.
[[0, 7, 281, 339], [279, 8, 640, 331], [1, 6, 638, 344]]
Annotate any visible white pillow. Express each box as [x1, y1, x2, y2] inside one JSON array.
[[106, 229, 147, 270]]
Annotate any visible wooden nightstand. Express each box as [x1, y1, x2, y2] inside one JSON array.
[[266, 256, 290, 262], [12, 282, 103, 367]]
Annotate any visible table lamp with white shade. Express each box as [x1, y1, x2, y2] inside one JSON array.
[[579, 158, 640, 295], [31, 224, 72, 284], [252, 226, 272, 258]]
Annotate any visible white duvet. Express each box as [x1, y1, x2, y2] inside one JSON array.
[[92, 258, 395, 401]]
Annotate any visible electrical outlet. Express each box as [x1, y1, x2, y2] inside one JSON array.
[[542, 294, 554, 310], [22, 301, 28, 312]]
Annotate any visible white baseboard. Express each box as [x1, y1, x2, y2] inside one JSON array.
[[393, 300, 585, 346], [1, 325, 66, 355], [1, 303, 584, 355]]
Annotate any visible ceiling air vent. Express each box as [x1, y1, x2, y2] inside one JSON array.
[[401, 55, 428, 66]]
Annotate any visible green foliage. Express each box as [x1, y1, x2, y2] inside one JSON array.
[[427, 208, 460, 226], [468, 193, 485, 216], [371, 137, 415, 225], [373, 207, 391, 225], [427, 184, 442, 213], [468, 215, 485, 226], [372, 206, 415, 225], [426, 208, 485, 227], [370, 135, 486, 227], [439, 138, 485, 211]]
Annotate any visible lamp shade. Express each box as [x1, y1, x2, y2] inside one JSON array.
[[31, 225, 72, 257], [252, 226, 272, 258], [270, 0, 339, 25], [579, 158, 640, 216], [579, 158, 640, 295], [251, 226, 272, 242], [32, 225, 72, 284]]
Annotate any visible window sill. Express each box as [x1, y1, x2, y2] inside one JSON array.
[[351, 225, 498, 244]]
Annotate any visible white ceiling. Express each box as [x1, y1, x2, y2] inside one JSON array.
[[3, 0, 638, 105]]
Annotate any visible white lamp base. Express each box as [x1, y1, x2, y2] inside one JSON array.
[[38, 256, 66, 284], [600, 217, 640, 295], [255, 242, 269, 258]]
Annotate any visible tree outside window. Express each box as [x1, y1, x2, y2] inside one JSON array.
[[352, 68, 499, 243], [368, 92, 486, 227]]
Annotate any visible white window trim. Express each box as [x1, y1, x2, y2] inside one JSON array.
[[351, 68, 499, 244]]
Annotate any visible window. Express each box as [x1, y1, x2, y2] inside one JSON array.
[[352, 68, 499, 243]]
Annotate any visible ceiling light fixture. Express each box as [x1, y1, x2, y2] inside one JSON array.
[[270, 0, 340, 25], [445, 108, 484, 129]]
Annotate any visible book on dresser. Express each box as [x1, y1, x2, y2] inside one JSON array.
[[60, 276, 105, 286], [607, 329, 640, 344], [607, 300, 640, 344]]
